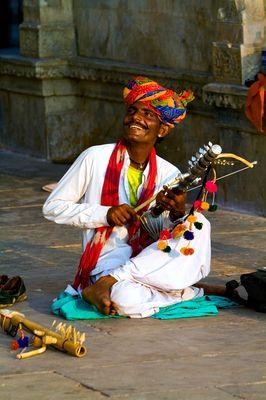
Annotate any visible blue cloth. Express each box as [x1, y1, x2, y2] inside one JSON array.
[[51, 292, 239, 320]]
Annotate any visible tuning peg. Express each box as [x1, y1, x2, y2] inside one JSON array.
[[199, 148, 206, 154], [65, 325, 72, 339], [56, 322, 62, 331], [195, 152, 202, 159], [204, 144, 210, 151], [192, 177, 201, 185], [191, 156, 196, 162], [188, 160, 193, 167], [79, 333, 86, 345], [59, 323, 67, 336], [73, 328, 77, 344], [208, 141, 213, 148]]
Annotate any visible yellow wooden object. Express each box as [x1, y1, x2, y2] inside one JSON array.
[[0, 309, 87, 359]]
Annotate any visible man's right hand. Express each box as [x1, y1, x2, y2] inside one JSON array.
[[107, 204, 137, 226]]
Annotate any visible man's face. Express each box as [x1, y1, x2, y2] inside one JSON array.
[[123, 101, 166, 146]]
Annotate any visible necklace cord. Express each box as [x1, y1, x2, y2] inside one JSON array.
[[129, 157, 146, 170]]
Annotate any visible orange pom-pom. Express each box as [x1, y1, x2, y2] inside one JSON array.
[[11, 340, 19, 350], [187, 247, 195, 255], [173, 230, 185, 239], [172, 223, 186, 239], [180, 247, 195, 256], [158, 240, 168, 250], [200, 201, 209, 210], [187, 215, 197, 223]]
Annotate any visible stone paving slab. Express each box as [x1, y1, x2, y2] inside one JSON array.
[[0, 371, 106, 400], [0, 150, 265, 399]]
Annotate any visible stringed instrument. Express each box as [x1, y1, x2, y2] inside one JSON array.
[[136, 143, 255, 241]]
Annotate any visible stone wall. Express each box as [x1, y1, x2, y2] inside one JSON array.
[[74, 0, 219, 72], [0, 0, 265, 215]]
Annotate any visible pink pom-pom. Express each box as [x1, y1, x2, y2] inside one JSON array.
[[194, 200, 202, 210], [205, 180, 218, 193]]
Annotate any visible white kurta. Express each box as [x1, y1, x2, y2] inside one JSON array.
[[43, 143, 180, 277], [110, 211, 210, 317], [43, 143, 211, 318]]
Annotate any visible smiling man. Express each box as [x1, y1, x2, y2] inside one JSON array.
[[43, 76, 217, 318]]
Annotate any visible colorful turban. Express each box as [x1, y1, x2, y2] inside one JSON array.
[[123, 76, 194, 127]]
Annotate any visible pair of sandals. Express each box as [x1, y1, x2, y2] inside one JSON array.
[[0, 275, 27, 308]]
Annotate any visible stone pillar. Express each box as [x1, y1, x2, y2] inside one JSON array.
[[203, 0, 265, 107], [20, 0, 76, 58], [0, 0, 78, 160], [202, 0, 266, 215], [212, 0, 265, 85]]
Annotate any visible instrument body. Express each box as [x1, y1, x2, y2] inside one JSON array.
[[139, 143, 222, 240], [150, 143, 222, 218]]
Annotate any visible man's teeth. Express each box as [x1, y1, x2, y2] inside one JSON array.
[[130, 124, 144, 130]]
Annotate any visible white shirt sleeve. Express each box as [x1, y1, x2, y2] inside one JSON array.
[[42, 150, 110, 229]]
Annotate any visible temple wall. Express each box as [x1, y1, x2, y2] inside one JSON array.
[[74, 0, 220, 72], [0, 0, 265, 215]]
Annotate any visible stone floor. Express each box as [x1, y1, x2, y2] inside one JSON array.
[[0, 150, 265, 400]]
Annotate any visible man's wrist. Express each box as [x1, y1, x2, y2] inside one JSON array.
[[106, 207, 113, 226], [169, 209, 185, 222]]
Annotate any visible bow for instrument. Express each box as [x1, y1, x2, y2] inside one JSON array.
[[136, 142, 256, 240]]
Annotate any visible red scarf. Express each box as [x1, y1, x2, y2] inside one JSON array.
[[73, 140, 157, 289]]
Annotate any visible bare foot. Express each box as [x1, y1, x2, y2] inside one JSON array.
[[82, 276, 118, 315], [195, 282, 226, 296], [195, 282, 244, 303]]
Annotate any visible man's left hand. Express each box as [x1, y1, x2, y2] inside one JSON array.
[[156, 185, 186, 216]]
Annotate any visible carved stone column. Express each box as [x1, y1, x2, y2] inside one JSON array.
[[20, 0, 76, 58], [0, 0, 77, 159], [213, 0, 264, 85], [202, 0, 266, 215], [203, 0, 265, 113]]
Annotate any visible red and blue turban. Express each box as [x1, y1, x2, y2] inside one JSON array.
[[123, 76, 194, 128]]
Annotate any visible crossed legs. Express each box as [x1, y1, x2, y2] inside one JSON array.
[[82, 213, 227, 317], [82, 275, 119, 316]]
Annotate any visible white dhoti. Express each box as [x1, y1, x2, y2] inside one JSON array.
[[108, 213, 211, 318]]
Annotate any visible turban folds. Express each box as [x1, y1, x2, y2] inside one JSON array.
[[123, 76, 194, 127]]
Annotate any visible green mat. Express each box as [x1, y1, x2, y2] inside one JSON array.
[[51, 292, 239, 320]]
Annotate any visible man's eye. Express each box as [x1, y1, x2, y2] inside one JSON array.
[[145, 111, 154, 117]]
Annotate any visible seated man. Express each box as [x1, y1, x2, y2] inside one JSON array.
[[43, 76, 225, 318]]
